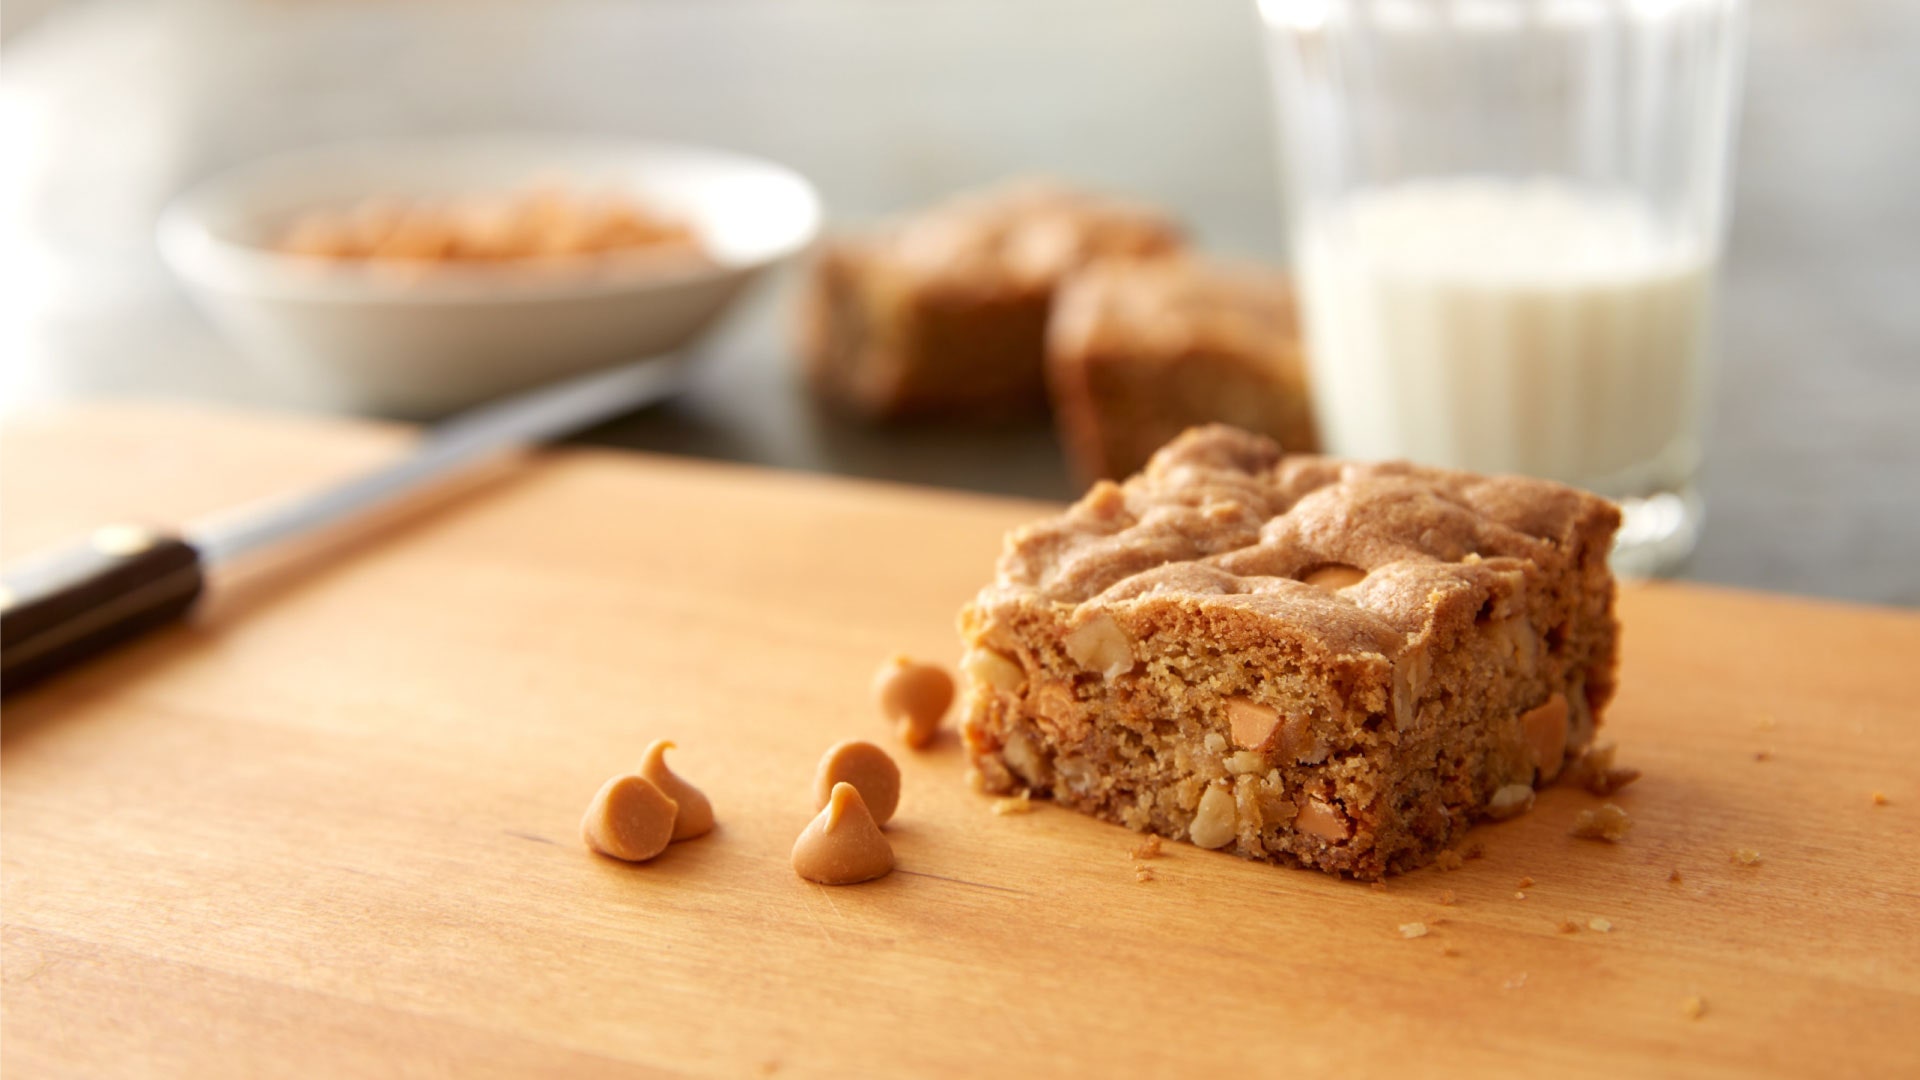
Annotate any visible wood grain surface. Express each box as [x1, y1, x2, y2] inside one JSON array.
[[3, 404, 1918, 1078]]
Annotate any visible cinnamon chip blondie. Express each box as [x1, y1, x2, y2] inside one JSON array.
[[797, 181, 1183, 420], [958, 426, 1621, 879], [1048, 258, 1318, 482]]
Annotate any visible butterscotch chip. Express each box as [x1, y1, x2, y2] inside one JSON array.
[[874, 656, 955, 749], [792, 783, 894, 885], [1570, 803, 1633, 842], [1130, 835, 1163, 860], [1872, 791, 1889, 806], [638, 740, 714, 841], [814, 740, 902, 826], [1521, 693, 1571, 782], [580, 775, 677, 863]]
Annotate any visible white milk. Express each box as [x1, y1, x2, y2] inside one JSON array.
[[1296, 178, 1714, 494]]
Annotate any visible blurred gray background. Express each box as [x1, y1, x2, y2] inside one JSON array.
[[1, 0, 1916, 605]]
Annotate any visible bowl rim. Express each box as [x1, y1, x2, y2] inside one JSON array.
[[156, 132, 823, 306]]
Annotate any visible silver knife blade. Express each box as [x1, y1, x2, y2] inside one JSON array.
[[187, 358, 681, 568]]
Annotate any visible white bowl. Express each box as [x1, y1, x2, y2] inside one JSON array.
[[158, 134, 821, 416]]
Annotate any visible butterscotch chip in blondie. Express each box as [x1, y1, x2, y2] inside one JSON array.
[[1046, 258, 1318, 482], [814, 741, 902, 827], [638, 740, 714, 841], [874, 655, 954, 749], [1570, 803, 1633, 842], [958, 425, 1621, 879], [797, 180, 1183, 420], [792, 783, 894, 885], [580, 775, 678, 863]]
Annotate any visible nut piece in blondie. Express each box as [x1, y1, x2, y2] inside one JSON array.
[[958, 425, 1621, 879]]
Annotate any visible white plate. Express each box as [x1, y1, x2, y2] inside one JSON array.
[[158, 134, 821, 416]]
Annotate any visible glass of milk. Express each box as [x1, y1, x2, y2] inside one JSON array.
[[1258, 0, 1747, 575]]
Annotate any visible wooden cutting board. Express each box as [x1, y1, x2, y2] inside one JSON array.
[[4, 404, 1917, 1078]]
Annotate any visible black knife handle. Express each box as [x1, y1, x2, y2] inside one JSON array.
[[1, 526, 205, 697]]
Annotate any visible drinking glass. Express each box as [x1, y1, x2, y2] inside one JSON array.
[[1258, 0, 1747, 575]]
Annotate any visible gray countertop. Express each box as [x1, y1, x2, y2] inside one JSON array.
[[2, 0, 1915, 605]]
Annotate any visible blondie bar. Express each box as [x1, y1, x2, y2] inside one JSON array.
[[797, 182, 1183, 420], [1048, 259, 1318, 482], [958, 426, 1621, 878]]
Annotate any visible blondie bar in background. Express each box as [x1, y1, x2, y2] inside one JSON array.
[[1047, 258, 1318, 482], [796, 181, 1183, 421]]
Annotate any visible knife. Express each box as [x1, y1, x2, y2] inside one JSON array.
[[0, 358, 681, 696]]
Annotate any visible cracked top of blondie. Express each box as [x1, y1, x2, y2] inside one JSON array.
[[985, 426, 1621, 655], [842, 180, 1183, 293]]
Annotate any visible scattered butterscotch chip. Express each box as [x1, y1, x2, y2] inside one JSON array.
[[792, 782, 894, 885], [1398, 922, 1429, 939], [1570, 803, 1633, 842], [638, 740, 714, 841], [1564, 742, 1641, 796], [1438, 890, 1457, 906], [1558, 919, 1580, 934], [1731, 848, 1762, 866], [874, 655, 955, 749], [814, 740, 902, 826], [1588, 917, 1613, 933], [1130, 835, 1163, 860], [1681, 995, 1707, 1020], [1669, 868, 1684, 884], [1517, 875, 1535, 889], [992, 791, 1033, 815], [1871, 791, 1889, 806], [1434, 849, 1466, 872], [580, 775, 678, 863]]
